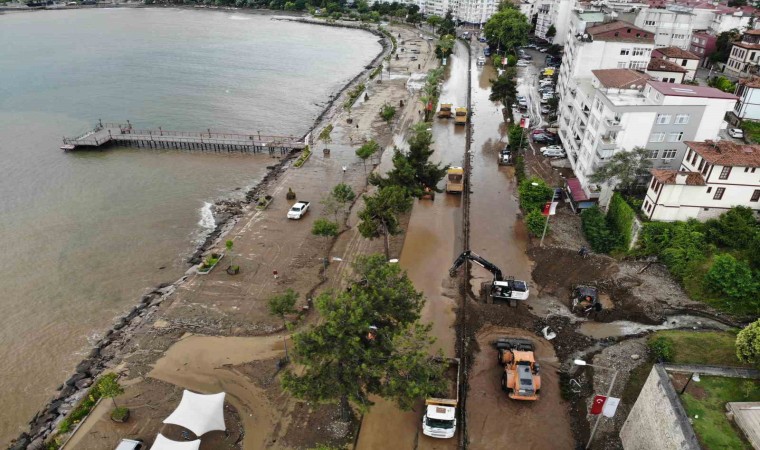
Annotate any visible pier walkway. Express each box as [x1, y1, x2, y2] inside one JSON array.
[[61, 122, 308, 154]]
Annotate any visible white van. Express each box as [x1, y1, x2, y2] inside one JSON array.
[[477, 56, 486, 66], [116, 439, 144, 450]]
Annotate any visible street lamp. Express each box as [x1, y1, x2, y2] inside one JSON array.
[[574, 359, 620, 449]]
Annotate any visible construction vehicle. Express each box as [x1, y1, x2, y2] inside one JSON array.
[[498, 144, 513, 165], [421, 358, 460, 439], [454, 107, 468, 125], [571, 285, 603, 315], [438, 103, 453, 118], [493, 337, 541, 401], [445, 167, 464, 194], [449, 250, 529, 306]]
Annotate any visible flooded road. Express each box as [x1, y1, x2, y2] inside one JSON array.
[[355, 40, 469, 450]]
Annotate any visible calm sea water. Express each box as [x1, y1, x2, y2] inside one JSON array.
[[0, 8, 380, 443]]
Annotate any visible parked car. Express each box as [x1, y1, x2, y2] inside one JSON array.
[[539, 47, 548, 53], [516, 60, 528, 67], [287, 201, 310, 219], [540, 145, 563, 154], [542, 147, 567, 158], [116, 440, 144, 450], [728, 128, 744, 139], [532, 133, 556, 144], [484, 48, 491, 56], [479, 36, 487, 43], [540, 106, 552, 114]]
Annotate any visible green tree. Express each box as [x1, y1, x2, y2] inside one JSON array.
[[419, 67, 444, 122], [705, 254, 758, 302], [98, 373, 124, 409], [704, 206, 759, 250], [711, 29, 741, 64], [518, 177, 553, 213], [380, 104, 397, 127], [736, 319, 760, 367], [358, 186, 413, 259], [318, 124, 334, 147], [581, 206, 621, 253], [546, 25, 556, 38], [508, 125, 524, 150], [370, 123, 448, 197], [588, 147, 652, 192], [356, 0, 369, 13], [281, 255, 445, 417], [438, 9, 456, 37], [435, 34, 455, 59], [489, 68, 518, 107], [483, 8, 530, 52], [426, 14, 443, 29], [708, 76, 736, 93], [269, 289, 299, 359], [322, 183, 357, 222], [312, 218, 339, 257], [356, 139, 381, 173], [525, 209, 547, 237]]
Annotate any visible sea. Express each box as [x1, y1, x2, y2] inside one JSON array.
[[0, 8, 381, 444]]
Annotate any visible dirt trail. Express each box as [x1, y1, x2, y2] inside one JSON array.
[[466, 326, 574, 450]]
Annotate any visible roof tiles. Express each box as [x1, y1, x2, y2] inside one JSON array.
[[686, 140, 760, 168]]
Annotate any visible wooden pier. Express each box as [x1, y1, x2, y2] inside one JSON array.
[[61, 121, 308, 154]]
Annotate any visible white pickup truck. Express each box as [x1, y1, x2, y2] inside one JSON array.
[[287, 201, 310, 219]]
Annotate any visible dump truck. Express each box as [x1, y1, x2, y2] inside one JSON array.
[[438, 103, 453, 118], [445, 167, 464, 194], [422, 358, 460, 439], [454, 107, 468, 125], [493, 338, 541, 401]]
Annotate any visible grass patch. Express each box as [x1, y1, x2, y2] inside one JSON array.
[[293, 146, 312, 168], [648, 330, 748, 367], [682, 376, 760, 450]]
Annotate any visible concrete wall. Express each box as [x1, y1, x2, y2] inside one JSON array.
[[620, 365, 701, 450], [736, 86, 760, 121]]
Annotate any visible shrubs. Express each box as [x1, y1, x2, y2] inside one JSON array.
[[736, 319, 760, 367], [57, 373, 120, 434], [525, 209, 547, 237], [581, 206, 621, 253], [648, 335, 675, 362], [518, 177, 552, 213], [293, 146, 312, 168], [607, 193, 635, 249], [705, 254, 757, 302]]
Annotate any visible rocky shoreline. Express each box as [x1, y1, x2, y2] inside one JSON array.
[[9, 17, 391, 450]]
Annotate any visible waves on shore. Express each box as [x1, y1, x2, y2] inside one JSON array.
[[198, 201, 216, 230]]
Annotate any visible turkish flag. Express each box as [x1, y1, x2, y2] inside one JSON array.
[[542, 202, 552, 216], [427, 101, 433, 111], [590, 395, 607, 415]]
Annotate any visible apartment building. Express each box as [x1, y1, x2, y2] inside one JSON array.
[[642, 140, 760, 221], [726, 29, 760, 76], [417, 0, 498, 24], [534, 0, 576, 45], [689, 31, 717, 68], [652, 46, 699, 81], [559, 67, 737, 196], [633, 6, 696, 50]]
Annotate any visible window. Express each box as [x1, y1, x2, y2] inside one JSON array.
[[645, 20, 656, 26], [662, 149, 677, 159], [632, 47, 647, 56], [656, 114, 671, 124], [668, 132, 683, 142], [719, 166, 732, 179], [753, 168, 757, 173], [650, 132, 666, 142], [675, 114, 690, 124], [648, 149, 659, 158], [681, 59, 688, 66], [617, 61, 628, 68], [629, 61, 647, 70], [707, 187, 712, 194], [752, 190, 760, 202], [713, 187, 725, 200], [620, 48, 630, 55]]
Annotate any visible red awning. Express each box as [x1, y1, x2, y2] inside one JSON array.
[[566, 178, 589, 202]]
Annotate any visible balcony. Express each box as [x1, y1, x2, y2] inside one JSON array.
[[604, 118, 623, 131]]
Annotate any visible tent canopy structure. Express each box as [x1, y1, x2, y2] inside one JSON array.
[[163, 390, 226, 437], [149, 433, 200, 450]]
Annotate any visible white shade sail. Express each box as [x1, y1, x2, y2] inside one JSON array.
[[149, 434, 200, 450], [163, 390, 226, 436]]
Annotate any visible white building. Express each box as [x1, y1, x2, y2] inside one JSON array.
[[534, 0, 578, 45], [647, 58, 687, 83], [418, 0, 498, 24], [709, 8, 753, 35], [732, 77, 760, 122], [559, 67, 738, 196], [642, 140, 760, 221], [651, 46, 699, 81], [634, 6, 696, 50]]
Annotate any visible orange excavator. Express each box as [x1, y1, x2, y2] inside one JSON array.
[[493, 337, 541, 401]]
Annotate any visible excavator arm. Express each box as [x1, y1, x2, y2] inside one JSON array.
[[448, 250, 504, 281]]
